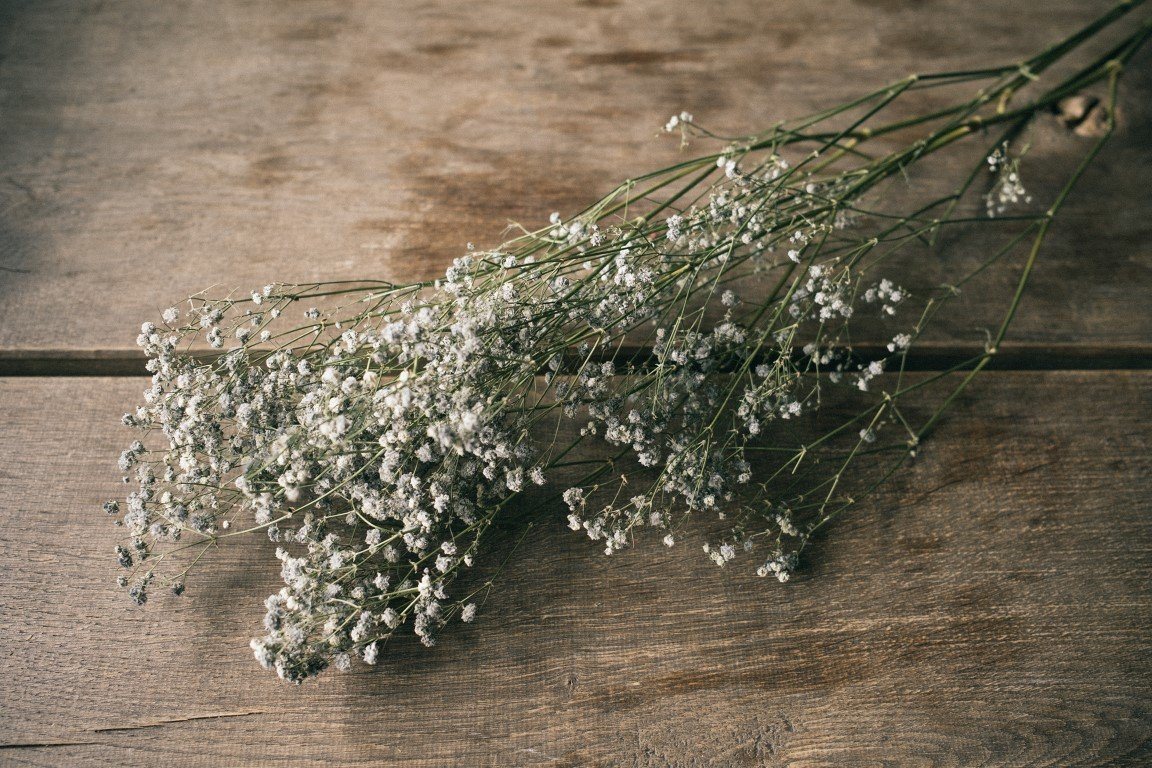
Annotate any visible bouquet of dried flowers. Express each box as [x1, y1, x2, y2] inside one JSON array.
[[108, 2, 1150, 682]]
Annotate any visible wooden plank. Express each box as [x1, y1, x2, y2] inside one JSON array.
[[0, 1, 1150, 361], [0, 371, 1149, 766]]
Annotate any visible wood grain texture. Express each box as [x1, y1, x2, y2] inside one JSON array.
[[0, 372, 1149, 766], [2, 1, 1150, 766], [0, 0, 1150, 360]]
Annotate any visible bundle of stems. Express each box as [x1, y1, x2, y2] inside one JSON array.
[[109, 2, 1150, 682]]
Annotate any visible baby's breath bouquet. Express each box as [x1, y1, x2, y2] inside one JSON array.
[[109, 2, 1149, 682]]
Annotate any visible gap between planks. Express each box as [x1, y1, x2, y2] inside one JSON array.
[[0, 343, 1149, 376]]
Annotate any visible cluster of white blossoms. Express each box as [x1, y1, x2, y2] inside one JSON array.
[[111, 141, 921, 680], [985, 142, 1033, 218], [107, 5, 1131, 677]]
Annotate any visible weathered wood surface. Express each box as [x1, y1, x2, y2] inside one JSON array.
[[2, 1, 1151, 766], [0, 372, 1149, 766], [0, 0, 1150, 365]]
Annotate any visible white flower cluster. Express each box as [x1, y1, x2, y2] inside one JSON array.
[[985, 143, 1033, 218], [112, 123, 923, 681], [121, 268, 559, 680]]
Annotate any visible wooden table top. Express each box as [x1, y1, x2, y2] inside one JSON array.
[[1, 1, 1149, 766]]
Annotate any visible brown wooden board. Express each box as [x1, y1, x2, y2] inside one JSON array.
[[2, 1, 1150, 766], [0, 1, 1150, 368], [1, 372, 1149, 766]]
